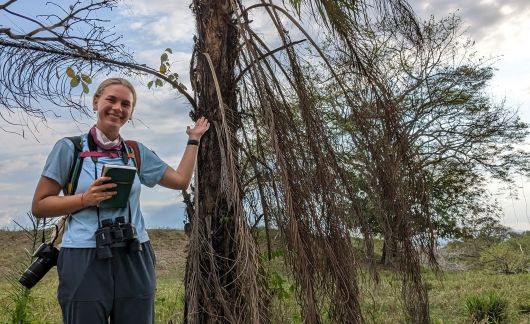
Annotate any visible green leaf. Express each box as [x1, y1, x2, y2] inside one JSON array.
[[81, 74, 92, 84], [291, 0, 301, 13], [82, 82, 89, 94], [155, 79, 163, 87], [178, 82, 187, 90], [66, 67, 75, 78], [160, 53, 169, 62], [159, 64, 167, 74], [147, 81, 154, 89], [165, 48, 172, 54], [70, 76, 80, 87]]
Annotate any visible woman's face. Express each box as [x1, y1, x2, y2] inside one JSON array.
[[93, 84, 134, 136]]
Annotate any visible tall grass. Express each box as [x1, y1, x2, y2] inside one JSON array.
[[465, 291, 509, 323], [1, 213, 52, 324]]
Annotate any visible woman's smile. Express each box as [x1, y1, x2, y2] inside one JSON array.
[[93, 84, 134, 138]]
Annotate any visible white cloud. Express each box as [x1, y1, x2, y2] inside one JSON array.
[[119, 0, 188, 17], [129, 22, 144, 30], [118, 1, 194, 45]]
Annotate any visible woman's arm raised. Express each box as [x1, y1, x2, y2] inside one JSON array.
[[158, 117, 210, 190]]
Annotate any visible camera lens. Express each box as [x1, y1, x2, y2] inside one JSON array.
[[19, 258, 50, 288], [19, 244, 59, 289]]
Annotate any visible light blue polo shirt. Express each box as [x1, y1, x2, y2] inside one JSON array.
[[41, 134, 169, 248]]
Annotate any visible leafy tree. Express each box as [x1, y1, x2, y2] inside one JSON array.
[[317, 14, 529, 262], [280, 14, 530, 319], [1, 0, 438, 322]]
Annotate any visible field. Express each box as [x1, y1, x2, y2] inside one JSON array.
[[1, 229, 530, 323]]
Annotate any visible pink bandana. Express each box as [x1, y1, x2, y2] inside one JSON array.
[[89, 125, 123, 151]]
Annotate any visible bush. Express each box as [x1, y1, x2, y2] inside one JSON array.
[[465, 291, 509, 323], [480, 235, 530, 274]]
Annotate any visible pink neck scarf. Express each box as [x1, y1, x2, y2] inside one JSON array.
[[89, 125, 123, 151]]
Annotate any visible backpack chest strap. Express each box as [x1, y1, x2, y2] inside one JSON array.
[[79, 151, 122, 159]]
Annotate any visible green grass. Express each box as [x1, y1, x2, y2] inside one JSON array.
[[2, 229, 530, 323], [357, 269, 530, 323]]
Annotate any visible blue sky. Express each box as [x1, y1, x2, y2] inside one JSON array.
[[1, 0, 530, 231]]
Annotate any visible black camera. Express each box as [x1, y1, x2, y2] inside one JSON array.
[[19, 243, 59, 289], [95, 216, 141, 259]]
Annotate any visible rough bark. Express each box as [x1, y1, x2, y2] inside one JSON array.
[[184, 1, 262, 323]]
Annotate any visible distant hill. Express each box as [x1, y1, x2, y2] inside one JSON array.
[[0, 228, 189, 277]]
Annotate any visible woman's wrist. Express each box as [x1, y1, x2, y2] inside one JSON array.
[[187, 139, 199, 146], [80, 192, 86, 208], [187, 136, 201, 146]]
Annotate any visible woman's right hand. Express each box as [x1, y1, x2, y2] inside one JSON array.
[[81, 177, 117, 207]]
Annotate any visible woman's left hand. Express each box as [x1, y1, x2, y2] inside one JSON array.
[[186, 116, 210, 140]]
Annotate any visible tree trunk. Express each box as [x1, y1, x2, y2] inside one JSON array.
[[381, 235, 399, 266], [184, 1, 262, 323]]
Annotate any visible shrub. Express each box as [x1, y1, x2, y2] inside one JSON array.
[[480, 235, 530, 274], [465, 291, 509, 323]]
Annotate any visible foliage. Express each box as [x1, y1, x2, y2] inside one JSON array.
[[297, 12, 529, 322], [318, 13, 529, 254], [480, 232, 530, 274], [465, 291, 509, 323], [437, 217, 511, 271], [65, 67, 92, 94], [259, 247, 294, 299]]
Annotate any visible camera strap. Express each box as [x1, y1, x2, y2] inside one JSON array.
[[40, 218, 47, 244]]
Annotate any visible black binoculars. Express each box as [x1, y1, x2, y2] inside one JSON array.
[[95, 216, 141, 259], [19, 242, 59, 289]]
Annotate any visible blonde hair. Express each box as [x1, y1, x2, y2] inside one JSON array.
[[93, 78, 137, 108]]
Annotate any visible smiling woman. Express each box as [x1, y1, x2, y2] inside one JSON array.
[[92, 79, 136, 139], [29, 77, 210, 324]]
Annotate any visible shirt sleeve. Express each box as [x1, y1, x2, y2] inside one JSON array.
[[137, 142, 169, 187], [41, 138, 75, 188]]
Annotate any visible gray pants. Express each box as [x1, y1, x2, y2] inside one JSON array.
[[57, 242, 156, 324]]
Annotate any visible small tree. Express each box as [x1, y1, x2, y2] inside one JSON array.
[[481, 232, 530, 274]]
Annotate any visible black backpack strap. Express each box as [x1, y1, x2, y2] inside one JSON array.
[[50, 136, 84, 247], [125, 140, 142, 173], [65, 136, 84, 195]]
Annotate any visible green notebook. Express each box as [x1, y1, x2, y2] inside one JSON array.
[[100, 164, 136, 208]]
